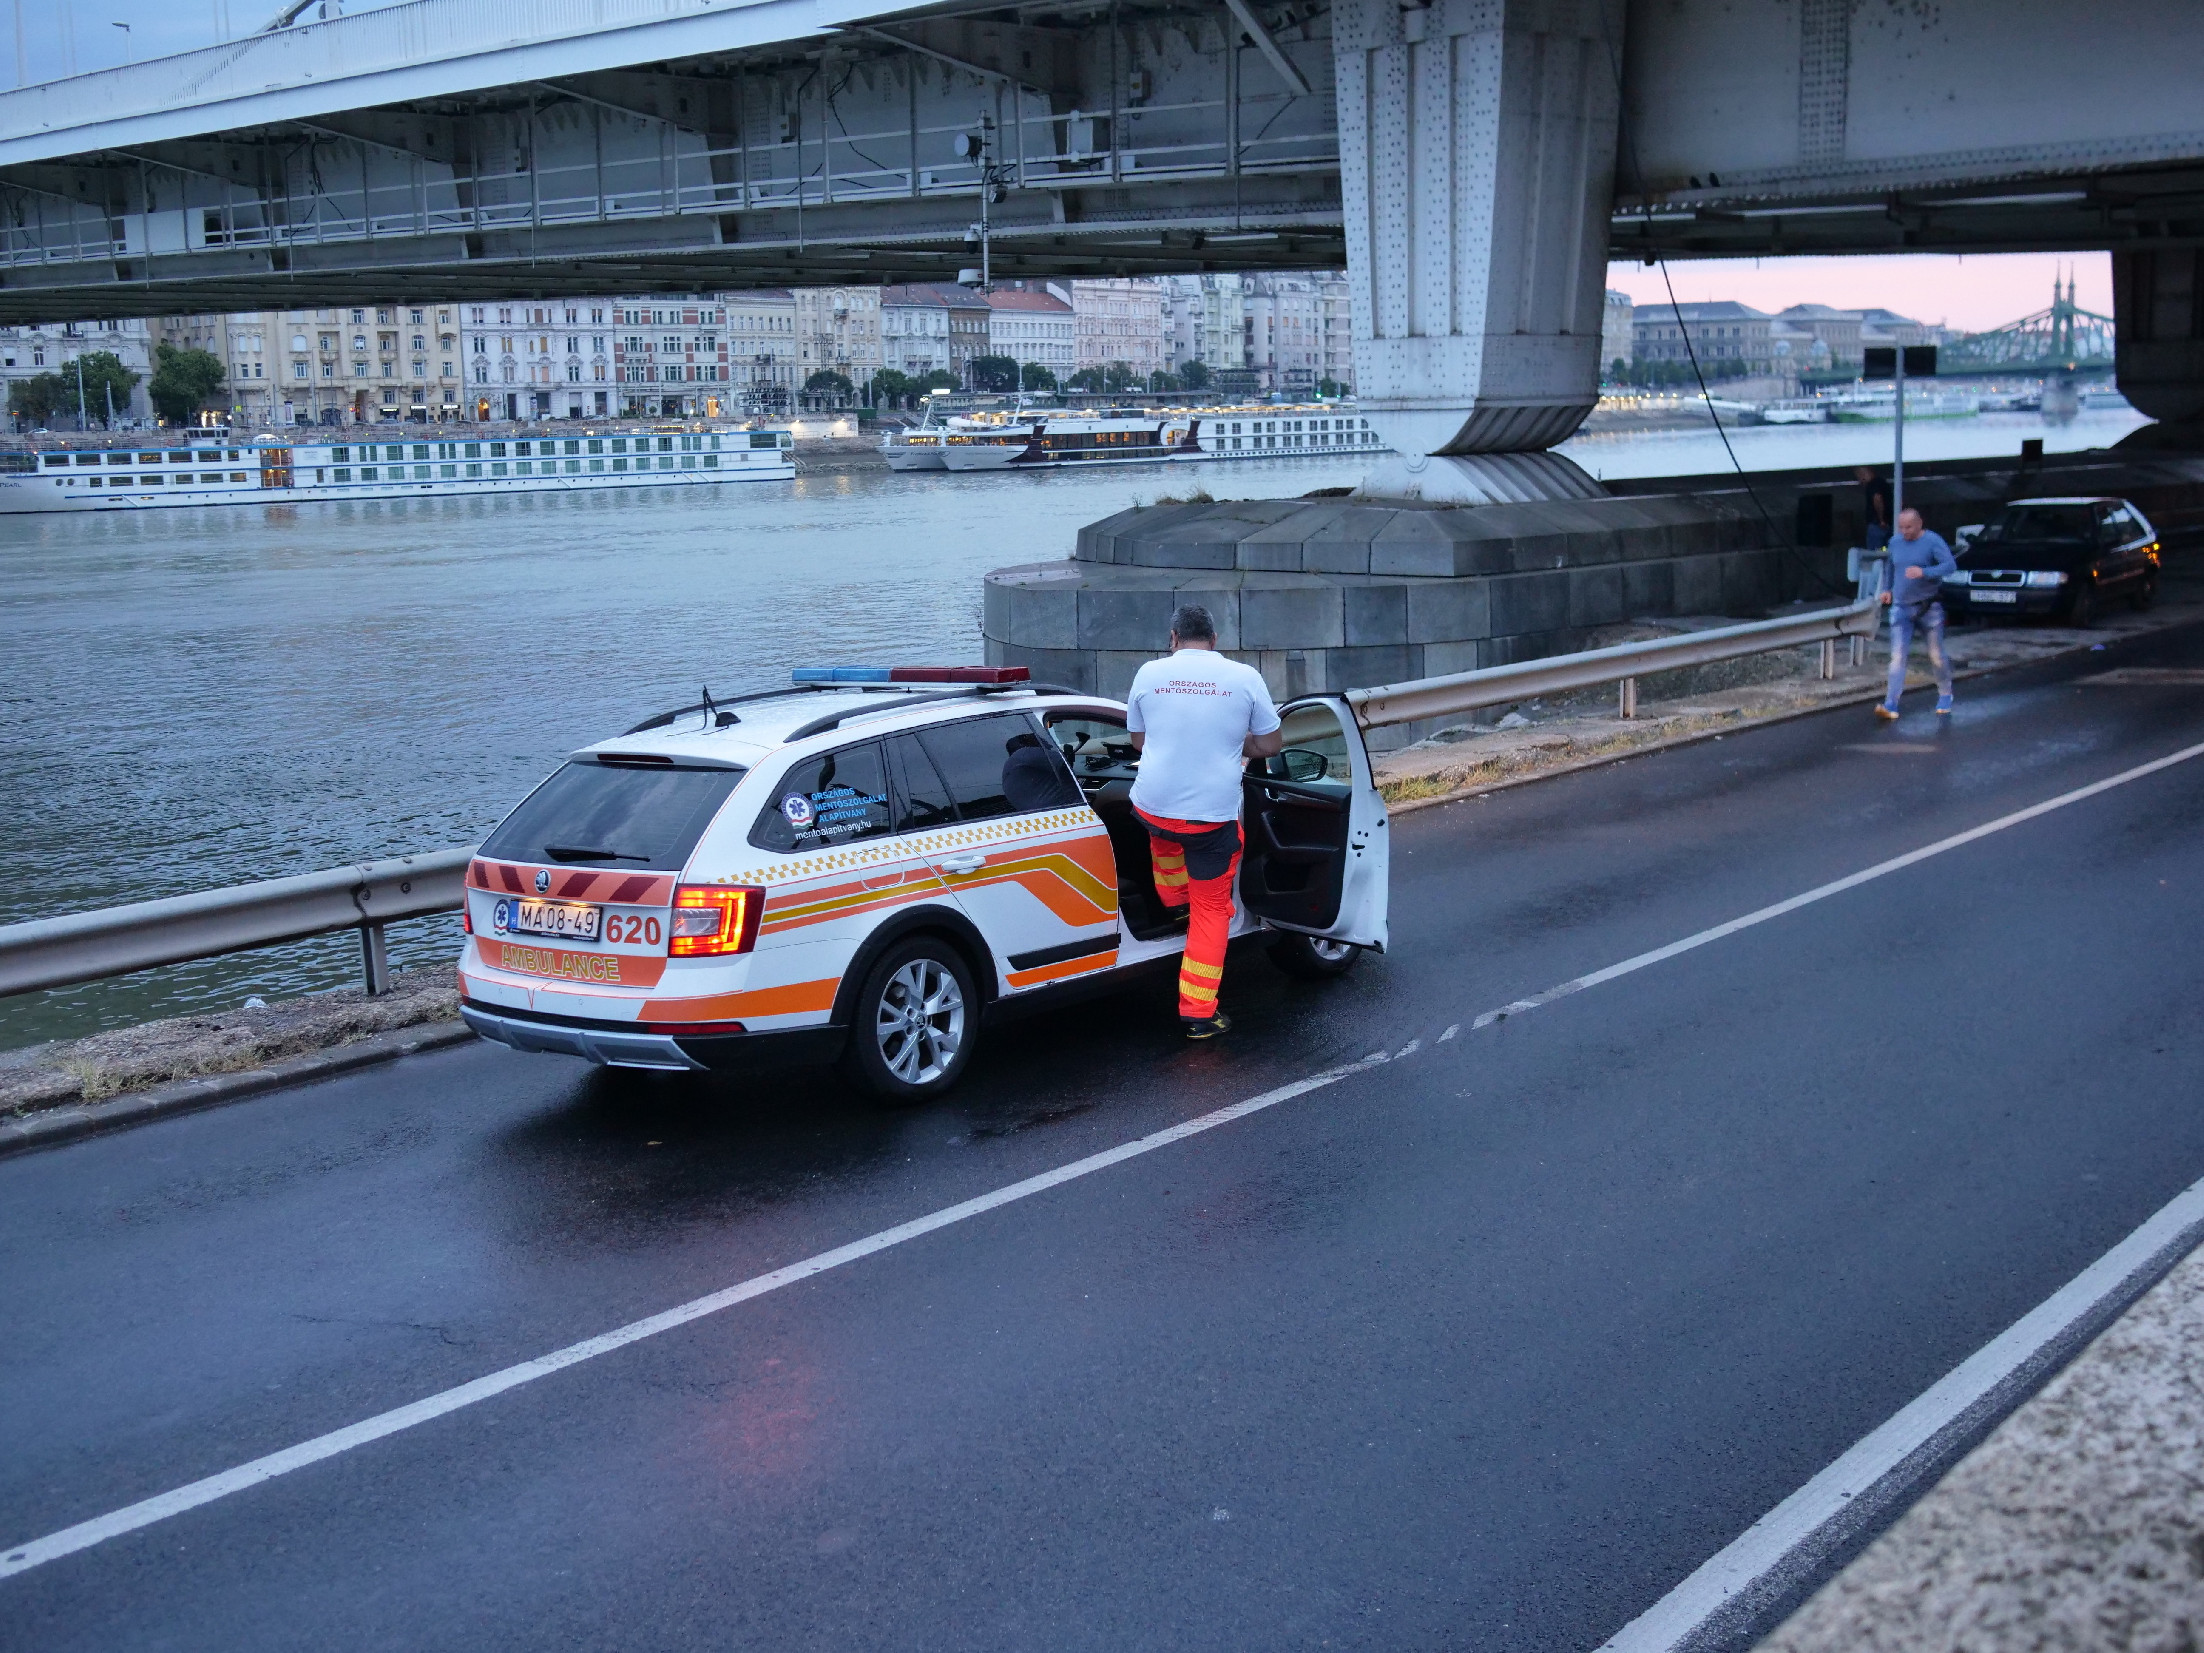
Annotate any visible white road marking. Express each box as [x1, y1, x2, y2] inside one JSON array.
[[7, 737, 2203, 1583], [1439, 1024, 1459, 1042], [1458, 738, 2204, 1034], [0, 1056, 1387, 1582], [1395, 1040, 1422, 1059], [1598, 1169, 2204, 1652]]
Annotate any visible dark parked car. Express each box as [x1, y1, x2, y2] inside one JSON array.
[[1943, 497, 2160, 626]]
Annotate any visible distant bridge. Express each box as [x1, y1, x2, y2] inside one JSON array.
[[1938, 278, 2118, 378]]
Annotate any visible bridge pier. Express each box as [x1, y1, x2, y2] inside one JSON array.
[[1334, 0, 1624, 503], [2116, 250, 2204, 435]]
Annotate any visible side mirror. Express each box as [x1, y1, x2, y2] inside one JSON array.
[[1279, 748, 1330, 783]]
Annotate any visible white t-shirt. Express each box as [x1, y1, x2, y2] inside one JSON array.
[[1125, 648, 1281, 823]]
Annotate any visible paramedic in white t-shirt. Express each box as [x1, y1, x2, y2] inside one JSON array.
[[1125, 603, 1283, 1038]]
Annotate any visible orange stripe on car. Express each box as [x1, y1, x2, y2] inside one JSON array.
[[1006, 948, 1119, 988], [640, 977, 841, 1022]]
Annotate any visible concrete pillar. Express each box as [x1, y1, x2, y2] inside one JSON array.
[[2115, 249, 2204, 427], [1336, 0, 1625, 499]]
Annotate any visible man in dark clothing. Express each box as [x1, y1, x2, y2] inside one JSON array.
[[1876, 506, 1959, 721], [1001, 731, 1079, 813], [1856, 466, 1892, 551]]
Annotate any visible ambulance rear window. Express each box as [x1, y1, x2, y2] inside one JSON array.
[[481, 760, 746, 871]]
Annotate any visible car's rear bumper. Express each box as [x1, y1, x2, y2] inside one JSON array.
[[460, 1000, 846, 1073]]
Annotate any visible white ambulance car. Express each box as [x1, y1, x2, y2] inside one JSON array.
[[459, 665, 1389, 1100]]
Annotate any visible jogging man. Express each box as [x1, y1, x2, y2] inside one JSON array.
[[1127, 604, 1284, 1038], [1876, 506, 1959, 721]]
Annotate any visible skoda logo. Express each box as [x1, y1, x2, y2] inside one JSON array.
[[534, 869, 551, 893]]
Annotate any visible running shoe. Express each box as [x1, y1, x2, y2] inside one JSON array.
[[1181, 1012, 1232, 1040], [1936, 695, 1954, 715], [1874, 706, 1901, 721]]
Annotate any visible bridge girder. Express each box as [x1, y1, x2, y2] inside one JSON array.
[[0, 0, 1341, 321], [0, 0, 2196, 327]]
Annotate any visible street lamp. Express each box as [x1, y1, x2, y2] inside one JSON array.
[[955, 116, 1011, 291], [110, 21, 130, 63]]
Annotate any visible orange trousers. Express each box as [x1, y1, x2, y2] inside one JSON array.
[[1135, 807, 1242, 1020]]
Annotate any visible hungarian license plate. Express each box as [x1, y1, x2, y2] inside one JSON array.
[[508, 898, 601, 941], [1972, 589, 2018, 604]]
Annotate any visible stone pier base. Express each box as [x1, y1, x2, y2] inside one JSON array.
[[982, 445, 2204, 728], [985, 491, 1838, 712]]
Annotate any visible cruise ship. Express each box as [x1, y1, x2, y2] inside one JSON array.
[[885, 401, 1383, 473], [0, 426, 795, 512]]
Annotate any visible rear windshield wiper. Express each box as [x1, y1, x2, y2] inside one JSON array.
[[542, 844, 649, 863]]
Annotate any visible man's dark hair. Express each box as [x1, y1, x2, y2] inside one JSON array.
[[1170, 603, 1217, 642]]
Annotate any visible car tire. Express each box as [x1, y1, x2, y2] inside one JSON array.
[[1267, 931, 1362, 981], [840, 935, 979, 1104], [2132, 573, 2159, 612], [2067, 579, 2098, 628]]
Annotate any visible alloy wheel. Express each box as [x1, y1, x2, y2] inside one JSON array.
[[874, 958, 966, 1085]]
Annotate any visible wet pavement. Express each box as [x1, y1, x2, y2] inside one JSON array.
[[6, 618, 2204, 1651]]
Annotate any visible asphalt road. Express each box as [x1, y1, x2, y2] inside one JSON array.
[[8, 622, 2204, 1652]]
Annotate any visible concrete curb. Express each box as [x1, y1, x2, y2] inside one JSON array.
[[1382, 613, 2204, 818], [0, 1021, 475, 1161]]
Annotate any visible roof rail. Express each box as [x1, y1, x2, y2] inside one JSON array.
[[783, 688, 989, 743], [621, 682, 821, 736]]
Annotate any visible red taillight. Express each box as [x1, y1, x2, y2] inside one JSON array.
[[462, 901, 473, 935], [668, 885, 764, 956]]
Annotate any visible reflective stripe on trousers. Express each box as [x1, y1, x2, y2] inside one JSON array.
[[1135, 807, 1242, 1020]]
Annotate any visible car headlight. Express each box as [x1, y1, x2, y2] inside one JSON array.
[[2024, 570, 2068, 588]]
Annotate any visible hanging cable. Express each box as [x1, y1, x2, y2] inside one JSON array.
[[1660, 261, 1843, 597]]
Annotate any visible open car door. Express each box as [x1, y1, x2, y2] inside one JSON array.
[[1239, 696, 1389, 952]]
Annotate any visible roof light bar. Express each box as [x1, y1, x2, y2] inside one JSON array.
[[790, 665, 1031, 686]]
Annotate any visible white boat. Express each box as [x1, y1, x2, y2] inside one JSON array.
[[0, 426, 795, 513], [1188, 404, 1384, 458], [1826, 387, 1981, 422], [930, 402, 1384, 472], [1756, 399, 1828, 425], [879, 411, 949, 471], [938, 408, 1204, 471]]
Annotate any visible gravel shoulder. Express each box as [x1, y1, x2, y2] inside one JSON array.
[[1757, 1236, 2204, 1652], [0, 966, 457, 1121]]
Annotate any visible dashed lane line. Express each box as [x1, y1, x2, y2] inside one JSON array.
[[6, 736, 2203, 1584]]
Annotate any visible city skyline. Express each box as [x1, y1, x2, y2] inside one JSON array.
[[1604, 251, 2111, 337]]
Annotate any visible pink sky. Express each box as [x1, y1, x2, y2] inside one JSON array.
[[1602, 252, 2109, 336]]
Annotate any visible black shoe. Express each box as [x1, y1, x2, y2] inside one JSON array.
[[1181, 1012, 1231, 1040]]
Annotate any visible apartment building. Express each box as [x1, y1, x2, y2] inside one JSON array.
[[1242, 273, 1327, 395], [1602, 290, 1634, 374], [155, 313, 279, 425], [1162, 274, 1247, 380], [0, 318, 155, 423], [603, 295, 735, 418], [719, 290, 798, 411], [985, 286, 1077, 377], [795, 286, 883, 396], [1069, 278, 1165, 379], [880, 284, 992, 384]]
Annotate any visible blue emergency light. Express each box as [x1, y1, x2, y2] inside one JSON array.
[[791, 665, 1031, 686]]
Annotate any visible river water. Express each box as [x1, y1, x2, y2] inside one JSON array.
[[0, 408, 2147, 1050]]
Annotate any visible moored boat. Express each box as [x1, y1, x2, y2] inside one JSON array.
[[0, 426, 794, 513]]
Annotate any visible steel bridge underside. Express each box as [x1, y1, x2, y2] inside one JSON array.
[[0, 0, 1348, 319], [0, 0, 2199, 320]]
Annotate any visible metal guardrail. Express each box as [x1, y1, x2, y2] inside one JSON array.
[[0, 581, 1888, 1004], [1347, 595, 1884, 730], [0, 847, 473, 1001]]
